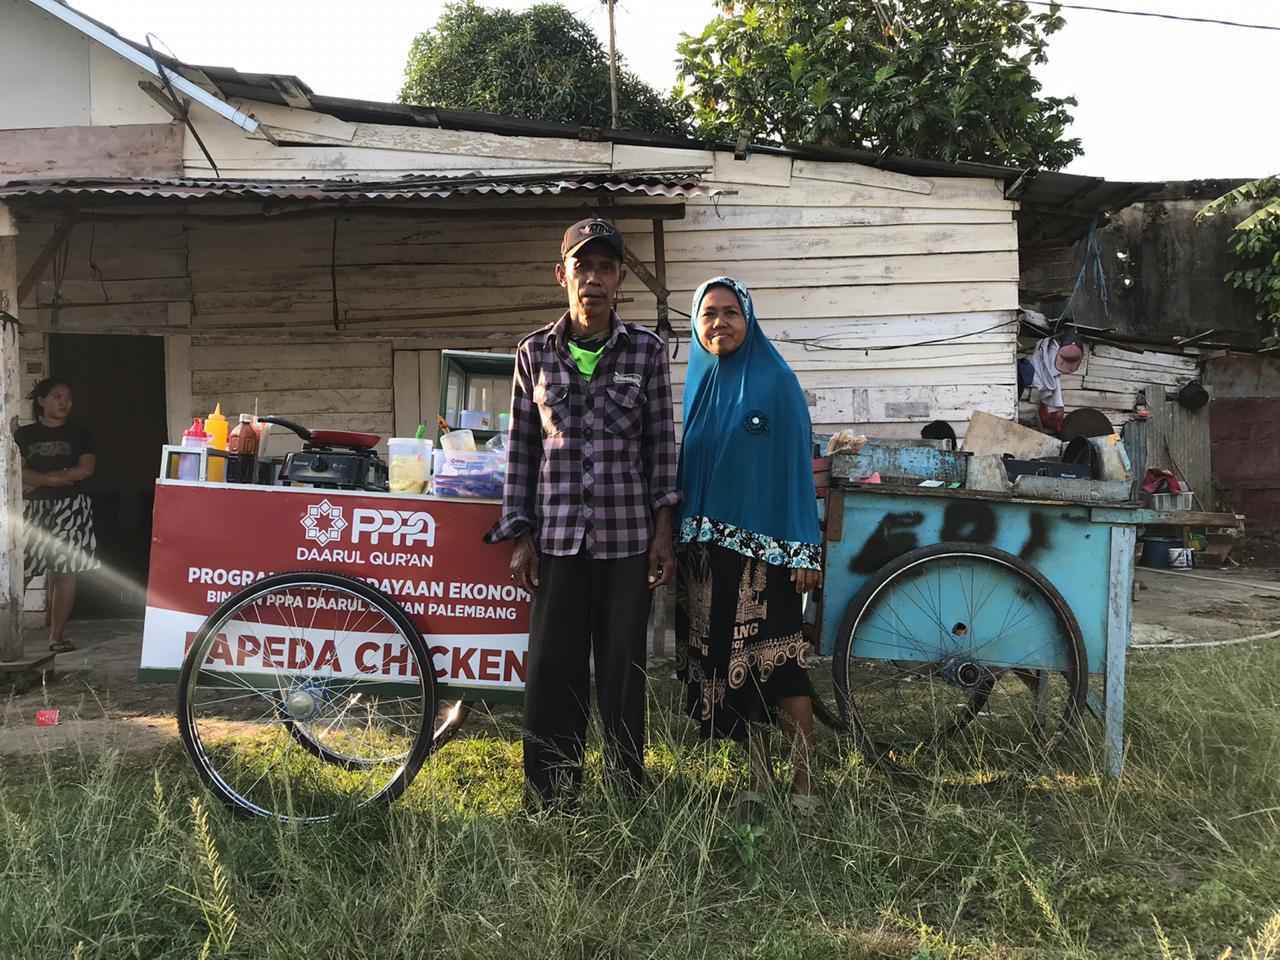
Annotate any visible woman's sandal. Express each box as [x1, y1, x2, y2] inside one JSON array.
[[787, 792, 823, 820], [49, 640, 76, 653]]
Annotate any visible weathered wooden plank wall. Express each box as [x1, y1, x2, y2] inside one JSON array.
[[13, 96, 1023, 445], [1018, 341, 1201, 424]]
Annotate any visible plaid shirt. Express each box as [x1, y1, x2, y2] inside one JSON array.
[[485, 312, 680, 559]]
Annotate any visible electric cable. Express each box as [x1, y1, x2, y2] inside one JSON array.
[[1016, 1, 1280, 32]]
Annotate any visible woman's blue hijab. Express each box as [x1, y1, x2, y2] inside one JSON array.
[[679, 277, 820, 549]]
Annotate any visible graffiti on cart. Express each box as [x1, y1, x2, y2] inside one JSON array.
[[849, 503, 1060, 572]]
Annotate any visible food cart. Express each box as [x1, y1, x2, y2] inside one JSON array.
[[141, 480, 526, 822], [146, 426, 1149, 822], [807, 475, 1140, 787]]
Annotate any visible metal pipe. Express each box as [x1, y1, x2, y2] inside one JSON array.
[[25, 0, 259, 134]]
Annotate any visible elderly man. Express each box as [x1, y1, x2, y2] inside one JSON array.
[[486, 218, 679, 808]]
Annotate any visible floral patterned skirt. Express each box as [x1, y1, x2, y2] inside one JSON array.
[[675, 541, 809, 741]]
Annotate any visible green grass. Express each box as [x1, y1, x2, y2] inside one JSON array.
[[2, 643, 1279, 960]]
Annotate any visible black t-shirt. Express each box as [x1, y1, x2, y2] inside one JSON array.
[[15, 421, 96, 500]]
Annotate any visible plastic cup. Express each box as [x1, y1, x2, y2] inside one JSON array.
[[388, 437, 427, 493]]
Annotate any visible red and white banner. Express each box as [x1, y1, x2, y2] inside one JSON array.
[[141, 481, 530, 690]]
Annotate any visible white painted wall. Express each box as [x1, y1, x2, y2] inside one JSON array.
[[0, 0, 172, 130], [87, 41, 172, 127], [0, 0, 91, 129]]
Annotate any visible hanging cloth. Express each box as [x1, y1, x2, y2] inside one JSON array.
[[1027, 336, 1065, 409]]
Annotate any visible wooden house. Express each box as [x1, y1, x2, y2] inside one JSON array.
[[0, 0, 1139, 636]]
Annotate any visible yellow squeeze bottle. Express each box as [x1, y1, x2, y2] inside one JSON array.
[[205, 403, 229, 482]]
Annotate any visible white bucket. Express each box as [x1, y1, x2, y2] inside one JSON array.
[[1168, 547, 1193, 570]]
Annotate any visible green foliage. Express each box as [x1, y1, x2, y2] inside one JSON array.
[[1199, 177, 1280, 347], [675, 0, 1082, 169], [399, 1, 688, 135]]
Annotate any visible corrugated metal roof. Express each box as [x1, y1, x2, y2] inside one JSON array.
[[0, 169, 715, 202]]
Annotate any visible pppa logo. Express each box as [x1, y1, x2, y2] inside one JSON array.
[[301, 499, 348, 546], [351, 508, 437, 548]]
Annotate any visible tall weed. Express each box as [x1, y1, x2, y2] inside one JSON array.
[[0, 644, 1275, 958]]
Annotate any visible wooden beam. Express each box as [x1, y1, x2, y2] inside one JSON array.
[[16, 219, 77, 307], [622, 249, 669, 302], [649, 216, 671, 656], [0, 123, 183, 182], [0, 204, 23, 661], [653, 219, 669, 326]]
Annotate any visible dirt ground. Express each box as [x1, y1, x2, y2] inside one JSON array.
[[3, 566, 1279, 758]]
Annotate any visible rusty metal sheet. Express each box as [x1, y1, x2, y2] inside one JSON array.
[[1143, 379, 1213, 508]]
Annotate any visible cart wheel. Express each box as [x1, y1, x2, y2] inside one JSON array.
[[833, 542, 1086, 781], [177, 572, 438, 823], [285, 698, 471, 769]]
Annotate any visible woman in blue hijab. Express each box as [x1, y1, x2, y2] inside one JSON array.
[[676, 277, 823, 812]]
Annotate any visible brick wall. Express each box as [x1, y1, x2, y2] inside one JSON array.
[[1210, 397, 1280, 531]]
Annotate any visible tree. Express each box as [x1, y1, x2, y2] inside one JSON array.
[[399, 1, 688, 136], [1200, 177, 1280, 347], [674, 0, 1082, 169]]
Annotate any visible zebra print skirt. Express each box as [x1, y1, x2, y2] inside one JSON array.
[[23, 493, 100, 580]]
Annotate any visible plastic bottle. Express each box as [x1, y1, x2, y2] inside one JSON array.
[[227, 413, 259, 484], [205, 404, 229, 482], [178, 418, 208, 481]]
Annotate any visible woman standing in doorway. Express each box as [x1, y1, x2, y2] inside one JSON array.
[[15, 378, 99, 653], [675, 277, 824, 816]]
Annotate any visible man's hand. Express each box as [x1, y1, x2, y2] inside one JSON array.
[[648, 532, 675, 589], [648, 506, 676, 589], [41, 471, 73, 488], [511, 533, 540, 593], [791, 567, 823, 595]]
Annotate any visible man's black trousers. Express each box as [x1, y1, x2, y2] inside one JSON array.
[[522, 551, 651, 805]]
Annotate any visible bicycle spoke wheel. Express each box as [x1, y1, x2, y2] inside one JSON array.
[[834, 543, 1086, 782], [287, 699, 470, 767], [177, 572, 437, 822]]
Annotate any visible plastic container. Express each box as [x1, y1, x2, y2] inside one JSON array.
[[432, 450, 504, 499], [178, 418, 209, 481], [227, 414, 259, 484], [388, 437, 429, 494], [459, 410, 493, 431], [205, 404, 229, 482], [1140, 536, 1179, 569], [440, 429, 476, 452], [1149, 491, 1193, 512]]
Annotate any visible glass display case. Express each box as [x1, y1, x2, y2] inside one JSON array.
[[438, 350, 516, 445]]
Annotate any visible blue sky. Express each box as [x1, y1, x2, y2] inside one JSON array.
[[71, 0, 1280, 181]]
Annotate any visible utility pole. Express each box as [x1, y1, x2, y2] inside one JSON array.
[[603, 0, 619, 128]]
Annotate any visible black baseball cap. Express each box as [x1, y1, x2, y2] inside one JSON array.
[[561, 218, 624, 261]]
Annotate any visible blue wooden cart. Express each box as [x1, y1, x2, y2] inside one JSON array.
[[809, 475, 1140, 780]]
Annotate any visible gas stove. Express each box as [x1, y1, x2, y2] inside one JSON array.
[[281, 447, 388, 492], [262, 418, 390, 492]]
